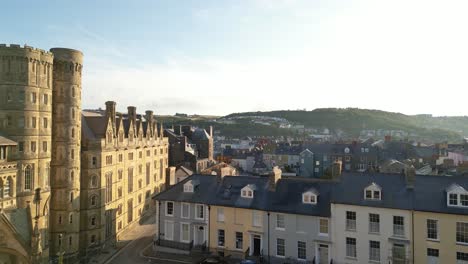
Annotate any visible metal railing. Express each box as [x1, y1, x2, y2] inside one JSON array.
[[156, 239, 193, 251]]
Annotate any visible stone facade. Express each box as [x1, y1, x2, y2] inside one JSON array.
[[49, 48, 83, 261], [80, 103, 169, 257], [0, 44, 169, 263], [0, 44, 54, 263]]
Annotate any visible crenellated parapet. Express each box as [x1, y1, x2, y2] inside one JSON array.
[[0, 44, 54, 87]]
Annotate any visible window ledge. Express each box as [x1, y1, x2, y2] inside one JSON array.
[[345, 256, 358, 261], [369, 260, 381, 264], [456, 242, 468, 246], [426, 238, 440, 243], [276, 227, 285, 231]]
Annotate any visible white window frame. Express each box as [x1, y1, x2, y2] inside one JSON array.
[[318, 218, 329, 236], [217, 229, 225, 247], [276, 238, 285, 257], [276, 214, 285, 230], [181, 203, 190, 219], [426, 219, 439, 241], [217, 208, 225, 222], [180, 222, 190, 242], [165, 201, 174, 217], [456, 221, 468, 245], [302, 192, 317, 204], [364, 183, 382, 201], [164, 220, 174, 240], [241, 187, 254, 198], [195, 204, 204, 220], [252, 211, 262, 227], [183, 183, 193, 193]]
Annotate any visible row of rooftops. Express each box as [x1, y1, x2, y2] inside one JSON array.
[[153, 171, 468, 217]]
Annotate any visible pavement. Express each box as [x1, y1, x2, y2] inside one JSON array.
[[87, 214, 157, 264], [89, 215, 240, 264]]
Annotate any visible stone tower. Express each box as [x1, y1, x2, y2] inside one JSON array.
[[0, 44, 54, 262], [49, 48, 83, 261]]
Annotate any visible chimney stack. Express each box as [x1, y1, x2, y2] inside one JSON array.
[[268, 166, 282, 191], [127, 106, 137, 127], [105, 101, 116, 132], [331, 161, 342, 181], [165, 166, 176, 189], [405, 165, 416, 189]]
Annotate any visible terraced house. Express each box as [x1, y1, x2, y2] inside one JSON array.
[[153, 166, 338, 263], [153, 166, 468, 264]]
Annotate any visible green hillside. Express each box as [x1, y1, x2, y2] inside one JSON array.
[[156, 108, 467, 142], [224, 108, 466, 142]]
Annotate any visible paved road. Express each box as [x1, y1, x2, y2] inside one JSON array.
[[107, 234, 154, 264]]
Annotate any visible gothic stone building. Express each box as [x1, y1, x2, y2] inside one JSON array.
[[80, 103, 168, 257], [0, 44, 169, 263]]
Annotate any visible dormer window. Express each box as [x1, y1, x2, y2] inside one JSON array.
[[302, 189, 318, 204], [183, 180, 199, 193], [184, 184, 193, 193], [364, 183, 382, 201], [241, 184, 256, 198], [446, 184, 468, 207]]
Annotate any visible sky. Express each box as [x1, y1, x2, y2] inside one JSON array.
[[2, 0, 468, 116]]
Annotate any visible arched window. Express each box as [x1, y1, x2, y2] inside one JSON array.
[[91, 216, 96, 226], [90, 195, 97, 206], [70, 192, 74, 203], [90, 175, 98, 188], [71, 128, 75, 138], [24, 165, 33, 191], [71, 108, 75, 119], [69, 214, 73, 224], [70, 171, 74, 183]]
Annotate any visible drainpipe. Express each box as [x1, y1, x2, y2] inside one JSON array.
[[158, 201, 162, 241], [267, 212, 270, 263], [411, 209, 415, 264], [208, 205, 211, 252]]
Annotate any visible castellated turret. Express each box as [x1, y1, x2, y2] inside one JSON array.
[[49, 47, 83, 261], [0, 44, 54, 263]]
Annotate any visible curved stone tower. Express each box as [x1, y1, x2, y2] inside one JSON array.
[[0, 44, 53, 261], [49, 48, 83, 261]]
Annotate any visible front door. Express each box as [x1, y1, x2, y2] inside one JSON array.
[[318, 244, 329, 264], [196, 226, 205, 245], [253, 235, 261, 256]]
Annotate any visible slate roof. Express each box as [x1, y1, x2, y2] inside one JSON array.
[[153, 174, 218, 204], [0, 136, 17, 146], [267, 178, 335, 217], [414, 174, 468, 215], [3, 208, 31, 244], [332, 172, 414, 210], [192, 128, 210, 140], [210, 176, 270, 210], [153, 172, 468, 218]]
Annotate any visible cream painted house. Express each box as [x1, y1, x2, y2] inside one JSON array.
[[330, 172, 415, 264]]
